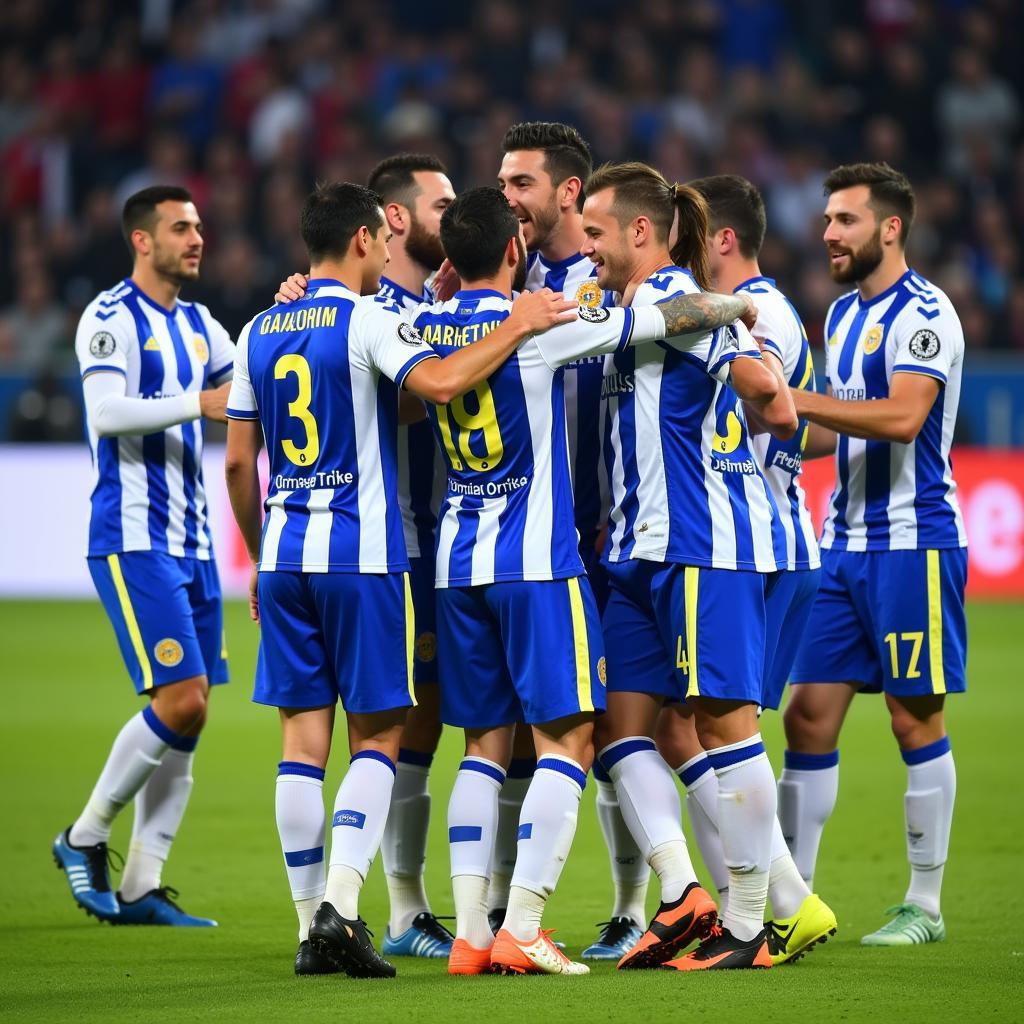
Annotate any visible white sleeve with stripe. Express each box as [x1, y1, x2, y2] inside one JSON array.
[[226, 318, 259, 419], [354, 301, 439, 385], [890, 298, 963, 384]]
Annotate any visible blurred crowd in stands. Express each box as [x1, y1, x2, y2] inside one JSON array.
[[0, 0, 1021, 439]]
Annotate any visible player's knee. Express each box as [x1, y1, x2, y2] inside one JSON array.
[[783, 696, 832, 750], [156, 680, 209, 734], [888, 705, 932, 750]]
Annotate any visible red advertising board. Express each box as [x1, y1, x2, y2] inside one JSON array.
[[800, 448, 1024, 598]]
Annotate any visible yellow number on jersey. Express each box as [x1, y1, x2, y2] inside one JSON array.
[[883, 631, 924, 679], [439, 382, 504, 472], [274, 354, 320, 466], [676, 636, 690, 676]]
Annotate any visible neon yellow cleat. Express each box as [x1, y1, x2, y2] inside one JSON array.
[[765, 893, 838, 965]]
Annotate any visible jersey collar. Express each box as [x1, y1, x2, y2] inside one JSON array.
[[856, 268, 913, 308], [306, 277, 354, 292], [532, 249, 586, 273], [379, 275, 428, 306], [124, 277, 178, 316], [454, 288, 509, 301], [735, 275, 775, 292]]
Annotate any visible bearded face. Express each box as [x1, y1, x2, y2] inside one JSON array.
[[827, 224, 885, 284], [405, 211, 446, 272]]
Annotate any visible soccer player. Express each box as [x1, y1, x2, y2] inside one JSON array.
[[223, 181, 576, 977], [583, 162, 797, 971], [654, 174, 837, 965], [54, 185, 234, 927], [365, 154, 458, 959], [496, 122, 646, 958], [784, 162, 967, 947], [413, 187, 757, 977]]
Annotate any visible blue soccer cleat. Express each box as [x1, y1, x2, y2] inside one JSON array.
[[582, 917, 645, 960], [382, 911, 455, 958], [53, 827, 119, 921], [114, 887, 217, 926]]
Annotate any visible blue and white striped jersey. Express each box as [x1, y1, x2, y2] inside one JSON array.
[[821, 269, 966, 552], [226, 278, 438, 573], [75, 278, 234, 559], [737, 276, 820, 571], [378, 276, 447, 561], [412, 289, 663, 588], [602, 265, 785, 573], [526, 251, 611, 553]]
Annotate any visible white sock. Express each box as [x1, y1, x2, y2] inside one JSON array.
[[70, 706, 181, 846], [711, 735, 777, 942], [324, 751, 396, 918], [275, 761, 326, 941], [382, 752, 433, 934], [602, 737, 697, 904], [677, 753, 729, 908], [767, 818, 811, 919], [489, 760, 533, 911], [594, 773, 649, 925], [120, 747, 196, 901], [503, 886, 546, 943], [449, 757, 505, 941], [777, 749, 839, 886], [902, 738, 956, 920]]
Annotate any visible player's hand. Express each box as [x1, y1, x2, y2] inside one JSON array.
[[248, 565, 259, 623], [431, 259, 460, 302], [199, 382, 231, 423], [507, 288, 577, 337], [739, 292, 758, 330], [275, 273, 309, 304]]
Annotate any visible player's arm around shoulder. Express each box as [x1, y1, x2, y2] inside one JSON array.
[[722, 321, 798, 438]]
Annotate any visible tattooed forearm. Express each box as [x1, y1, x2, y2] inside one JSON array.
[[656, 291, 750, 336]]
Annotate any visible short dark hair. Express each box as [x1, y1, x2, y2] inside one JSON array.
[[823, 161, 916, 245], [367, 153, 448, 207], [121, 185, 193, 255], [501, 122, 593, 211], [300, 182, 385, 263], [440, 186, 519, 281], [689, 174, 766, 260]]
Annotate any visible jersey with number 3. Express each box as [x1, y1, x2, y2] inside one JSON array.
[[227, 278, 438, 573], [821, 269, 966, 552]]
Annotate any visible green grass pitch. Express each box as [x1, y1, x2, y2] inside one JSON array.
[[2, 599, 1022, 1023]]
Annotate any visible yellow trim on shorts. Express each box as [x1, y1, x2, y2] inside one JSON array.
[[684, 567, 700, 698], [926, 550, 946, 695], [567, 577, 594, 713], [107, 554, 153, 691], [403, 573, 417, 706]]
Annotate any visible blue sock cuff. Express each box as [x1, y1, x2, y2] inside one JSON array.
[[507, 757, 537, 779], [284, 846, 324, 867], [592, 759, 611, 783], [141, 704, 188, 749], [398, 747, 433, 769], [351, 749, 396, 776], [677, 755, 713, 788], [459, 757, 506, 785], [599, 737, 656, 772], [537, 756, 587, 791], [784, 749, 839, 772], [901, 736, 951, 766], [707, 740, 766, 772], [278, 760, 326, 781]]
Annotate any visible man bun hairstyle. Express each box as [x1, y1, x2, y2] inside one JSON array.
[[689, 174, 767, 260], [502, 122, 593, 211], [121, 185, 194, 255], [823, 161, 916, 245], [440, 186, 519, 281], [300, 182, 384, 263]]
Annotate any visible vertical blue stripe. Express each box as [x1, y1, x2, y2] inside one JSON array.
[[490, 352, 530, 581], [913, 387, 956, 547], [165, 313, 200, 553], [375, 373, 404, 567], [609, 348, 641, 557], [836, 304, 869, 385], [89, 437, 123, 553]]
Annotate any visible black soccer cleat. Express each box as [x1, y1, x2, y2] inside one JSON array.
[[295, 939, 341, 976], [662, 924, 773, 971], [308, 902, 396, 979]]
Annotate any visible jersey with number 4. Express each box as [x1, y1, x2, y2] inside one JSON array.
[[412, 290, 661, 588], [821, 269, 966, 552], [227, 278, 438, 573]]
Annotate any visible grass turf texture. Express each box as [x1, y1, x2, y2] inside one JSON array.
[[2, 600, 1022, 1024]]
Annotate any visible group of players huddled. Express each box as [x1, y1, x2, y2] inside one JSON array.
[[54, 120, 967, 978]]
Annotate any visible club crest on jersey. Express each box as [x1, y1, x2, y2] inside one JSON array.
[[712, 410, 744, 454], [193, 335, 209, 364], [575, 280, 602, 308], [577, 305, 610, 324], [398, 322, 423, 346], [909, 329, 940, 360], [862, 325, 884, 354], [154, 638, 184, 667], [416, 631, 437, 663], [597, 656, 607, 685], [89, 332, 116, 358]]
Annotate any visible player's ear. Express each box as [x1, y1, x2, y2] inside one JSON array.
[[560, 176, 582, 212], [131, 229, 151, 258], [632, 215, 651, 247], [384, 202, 407, 232], [882, 214, 902, 247], [353, 225, 371, 257], [506, 236, 519, 267]]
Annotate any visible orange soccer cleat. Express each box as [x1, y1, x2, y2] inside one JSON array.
[[489, 928, 589, 976], [448, 937, 494, 976], [617, 882, 718, 969], [664, 924, 772, 971]]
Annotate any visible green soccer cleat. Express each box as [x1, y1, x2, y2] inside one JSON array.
[[860, 903, 945, 946], [766, 893, 838, 965]]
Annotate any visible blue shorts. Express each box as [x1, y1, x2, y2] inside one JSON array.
[[790, 548, 967, 697], [409, 555, 438, 685], [761, 568, 821, 711], [254, 571, 415, 712], [581, 543, 610, 615], [437, 576, 606, 728], [88, 552, 228, 695], [603, 560, 767, 704]]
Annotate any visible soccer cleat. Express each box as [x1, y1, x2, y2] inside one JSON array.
[[617, 882, 717, 969], [860, 903, 945, 946], [664, 925, 772, 970], [582, 917, 645, 960], [295, 939, 341, 975], [114, 887, 217, 926], [490, 928, 590, 976], [448, 937, 494, 975], [383, 912, 455, 958], [52, 828, 119, 920], [766, 893, 837, 965], [308, 901, 396, 978]]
